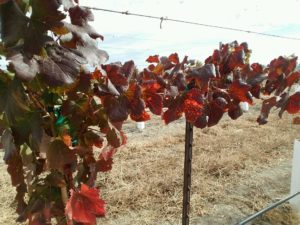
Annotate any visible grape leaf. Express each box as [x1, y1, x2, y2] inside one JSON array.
[[8, 53, 40, 82], [2, 128, 16, 162], [66, 183, 105, 225], [15, 182, 27, 216], [106, 128, 126, 148], [6, 150, 24, 186], [130, 110, 151, 122], [257, 97, 277, 125], [168, 53, 180, 64], [183, 88, 204, 123], [186, 64, 216, 93], [162, 96, 184, 124], [103, 96, 129, 122], [228, 46, 245, 70], [194, 113, 208, 129], [0, 78, 30, 124], [286, 71, 300, 87], [125, 83, 150, 121], [285, 92, 300, 114], [146, 55, 159, 63], [207, 97, 227, 127], [83, 130, 104, 148], [268, 56, 297, 79], [229, 80, 253, 104], [68, 6, 103, 40], [102, 64, 129, 87], [11, 111, 43, 152], [96, 146, 116, 172], [30, 0, 66, 29], [144, 92, 163, 115], [17, 184, 62, 223], [45, 171, 66, 188], [94, 78, 120, 96], [96, 157, 113, 172], [69, 5, 94, 26], [39, 44, 87, 87], [61, 5, 109, 66], [0, 1, 27, 46], [46, 139, 76, 170], [121, 60, 135, 79], [228, 102, 243, 120]]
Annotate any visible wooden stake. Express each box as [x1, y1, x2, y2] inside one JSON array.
[[182, 121, 193, 225]]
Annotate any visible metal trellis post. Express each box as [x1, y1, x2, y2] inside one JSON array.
[[182, 121, 193, 225]]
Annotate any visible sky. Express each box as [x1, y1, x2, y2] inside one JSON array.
[[81, 0, 300, 69]]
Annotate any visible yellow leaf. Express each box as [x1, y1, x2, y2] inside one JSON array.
[[51, 26, 70, 35]]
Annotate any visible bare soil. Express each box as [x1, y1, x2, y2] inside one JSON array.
[[1, 108, 300, 225]]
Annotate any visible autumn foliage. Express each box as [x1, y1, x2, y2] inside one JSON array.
[[0, 0, 299, 225]]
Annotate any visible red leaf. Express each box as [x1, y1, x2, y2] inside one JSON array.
[[250, 84, 261, 99], [162, 97, 184, 124], [146, 55, 159, 63], [126, 84, 150, 121], [186, 64, 216, 93], [183, 89, 204, 123], [107, 128, 127, 148], [66, 184, 105, 225], [207, 97, 227, 127], [144, 92, 163, 115], [121, 60, 135, 79], [194, 114, 208, 129], [229, 80, 253, 104], [268, 56, 298, 79], [102, 64, 128, 87], [286, 92, 300, 114], [6, 151, 24, 186], [103, 96, 129, 122], [211, 50, 221, 64], [257, 97, 277, 125], [92, 69, 103, 80], [228, 47, 245, 70], [130, 110, 151, 122], [251, 63, 264, 74], [228, 103, 243, 120], [168, 53, 179, 64], [96, 157, 113, 172], [286, 71, 300, 87], [96, 146, 116, 172], [83, 131, 104, 148]]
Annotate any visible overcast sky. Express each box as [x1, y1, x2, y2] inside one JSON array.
[[81, 0, 300, 68]]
